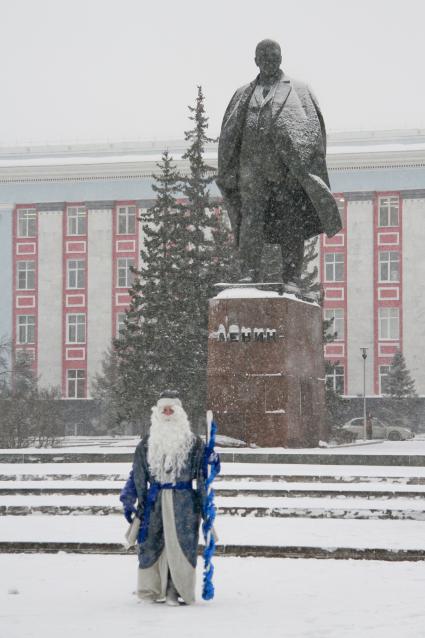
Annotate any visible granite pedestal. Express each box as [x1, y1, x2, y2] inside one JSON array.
[[207, 288, 327, 448]]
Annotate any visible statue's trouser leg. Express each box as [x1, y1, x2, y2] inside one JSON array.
[[238, 175, 268, 280], [280, 235, 304, 283]]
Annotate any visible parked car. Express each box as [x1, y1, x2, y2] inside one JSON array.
[[342, 417, 414, 441]]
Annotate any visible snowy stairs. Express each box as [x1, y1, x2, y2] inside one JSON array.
[[2, 460, 425, 559], [2, 469, 425, 521]]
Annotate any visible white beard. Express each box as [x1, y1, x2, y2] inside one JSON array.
[[147, 405, 195, 483]]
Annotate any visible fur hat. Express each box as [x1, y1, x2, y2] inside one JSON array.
[[157, 390, 182, 409]]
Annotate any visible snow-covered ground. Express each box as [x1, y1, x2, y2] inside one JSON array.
[[2, 443, 425, 637], [1, 554, 424, 638], [1, 515, 425, 550]]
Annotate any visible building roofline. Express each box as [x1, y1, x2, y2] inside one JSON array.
[[1, 128, 425, 159], [1, 129, 425, 183]]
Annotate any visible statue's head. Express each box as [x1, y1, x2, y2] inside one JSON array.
[[255, 39, 282, 76]]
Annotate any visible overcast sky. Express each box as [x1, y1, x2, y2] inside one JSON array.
[[1, 0, 425, 146]]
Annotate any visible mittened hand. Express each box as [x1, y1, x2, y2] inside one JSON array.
[[124, 509, 134, 524]]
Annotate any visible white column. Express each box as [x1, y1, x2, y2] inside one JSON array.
[[402, 197, 425, 395], [38, 210, 63, 389], [346, 199, 374, 395], [0, 205, 13, 342], [87, 209, 112, 397]]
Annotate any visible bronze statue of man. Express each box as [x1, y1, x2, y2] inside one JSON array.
[[217, 39, 342, 285]]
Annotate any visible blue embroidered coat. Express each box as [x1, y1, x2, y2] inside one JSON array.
[[121, 435, 206, 569]]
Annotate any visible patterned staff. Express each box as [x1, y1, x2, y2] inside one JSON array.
[[202, 410, 220, 600]]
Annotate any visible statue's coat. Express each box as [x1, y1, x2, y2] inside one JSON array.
[[217, 74, 342, 242]]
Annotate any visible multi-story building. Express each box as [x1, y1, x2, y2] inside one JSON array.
[[0, 129, 424, 400]]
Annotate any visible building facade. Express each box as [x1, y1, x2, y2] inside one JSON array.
[[0, 130, 424, 399]]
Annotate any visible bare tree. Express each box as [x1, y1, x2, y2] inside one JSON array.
[[0, 339, 62, 448]]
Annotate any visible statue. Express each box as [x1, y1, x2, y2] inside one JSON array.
[[217, 39, 342, 285]]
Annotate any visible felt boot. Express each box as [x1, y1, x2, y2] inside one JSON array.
[[166, 578, 180, 607]]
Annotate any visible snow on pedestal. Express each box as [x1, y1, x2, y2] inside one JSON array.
[[207, 287, 326, 447]]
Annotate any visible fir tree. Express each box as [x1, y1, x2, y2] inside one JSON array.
[[180, 85, 219, 299], [176, 86, 236, 423], [113, 151, 191, 428], [297, 237, 321, 299], [379, 351, 418, 430], [98, 91, 236, 430], [386, 351, 417, 398], [92, 347, 125, 432]]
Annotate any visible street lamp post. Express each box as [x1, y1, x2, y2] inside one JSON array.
[[360, 347, 368, 440]]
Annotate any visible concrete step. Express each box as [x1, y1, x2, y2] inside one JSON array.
[[0, 541, 424, 561], [0, 453, 134, 464], [3, 472, 425, 485], [0, 515, 425, 550], [2, 450, 425, 466], [1, 504, 424, 521], [3, 492, 425, 509], [0, 474, 125, 482], [219, 474, 425, 485], [2, 492, 424, 520], [1, 514, 423, 558], [3, 460, 425, 479], [2, 486, 425, 498]]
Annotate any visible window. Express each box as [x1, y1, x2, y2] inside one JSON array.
[[325, 365, 345, 394], [379, 251, 399, 282], [116, 312, 126, 338], [379, 365, 391, 395], [379, 196, 399, 227], [379, 307, 399, 340], [67, 207, 86, 235], [324, 253, 344, 282], [17, 208, 36, 237], [16, 261, 35, 290], [17, 315, 35, 344], [324, 308, 344, 340], [66, 314, 86, 343], [67, 260, 85, 289], [117, 258, 135, 288], [67, 369, 85, 398], [117, 205, 136, 234]]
